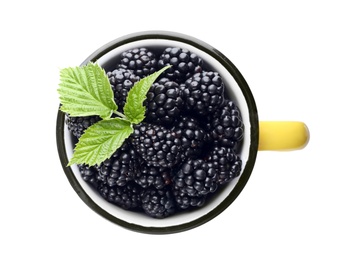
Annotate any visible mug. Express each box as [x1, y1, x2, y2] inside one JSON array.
[[56, 31, 309, 234]]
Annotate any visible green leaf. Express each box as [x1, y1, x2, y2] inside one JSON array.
[[68, 118, 133, 166], [58, 62, 117, 119], [123, 66, 170, 124]]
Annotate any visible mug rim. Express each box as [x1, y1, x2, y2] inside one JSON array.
[[56, 30, 259, 234]]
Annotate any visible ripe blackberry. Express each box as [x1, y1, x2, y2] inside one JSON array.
[[130, 122, 182, 168], [172, 116, 209, 159], [65, 115, 101, 139], [141, 187, 176, 218], [145, 78, 183, 125], [78, 164, 100, 189], [206, 99, 244, 149], [134, 163, 172, 190], [173, 189, 206, 210], [107, 68, 140, 110], [98, 181, 142, 210], [157, 47, 203, 83], [95, 141, 140, 187], [207, 146, 242, 185], [173, 159, 219, 197], [181, 71, 225, 116], [119, 47, 157, 77]]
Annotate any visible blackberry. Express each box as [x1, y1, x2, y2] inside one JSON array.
[[98, 181, 142, 210], [78, 164, 100, 189], [206, 99, 244, 149], [181, 71, 225, 116], [145, 78, 183, 125], [173, 159, 218, 197], [130, 122, 182, 168], [119, 47, 157, 77], [157, 47, 203, 83], [107, 68, 140, 110], [95, 141, 140, 187], [65, 115, 101, 139], [207, 146, 242, 185], [134, 163, 172, 190], [141, 187, 176, 218], [173, 189, 206, 210], [172, 116, 209, 159]]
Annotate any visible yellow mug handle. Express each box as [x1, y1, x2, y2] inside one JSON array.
[[259, 121, 310, 151]]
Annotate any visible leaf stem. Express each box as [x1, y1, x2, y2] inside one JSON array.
[[113, 110, 127, 119]]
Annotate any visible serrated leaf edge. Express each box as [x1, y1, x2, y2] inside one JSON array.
[[67, 118, 133, 166], [123, 65, 170, 124], [58, 62, 117, 120], [62, 65, 170, 167]]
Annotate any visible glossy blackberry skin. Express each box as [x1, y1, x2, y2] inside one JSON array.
[[157, 47, 203, 83], [78, 164, 100, 189], [119, 47, 157, 77], [173, 159, 219, 197], [141, 187, 176, 218], [181, 71, 225, 116], [145, 78, 183, 126], [98, 181, 142, 210], [172, 116, 209, 159], [107, 68, 140, 110], [207, 146, 242, 185], [173, 189, 206, 210], [206, 99, 244, 149], [65, 115, 101, 139], [74, 124, 141, 189], [134, 163, 172, 190], [78, 141, 143, 210], [130, 122, 182, 168], [95, 141, 140, 187]]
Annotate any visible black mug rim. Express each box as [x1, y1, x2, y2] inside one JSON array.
[[56, 30, 259, 234]]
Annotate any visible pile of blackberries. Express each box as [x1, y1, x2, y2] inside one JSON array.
[[66, 46, 244, 218]]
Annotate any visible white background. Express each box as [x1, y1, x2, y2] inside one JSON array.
[[1, 0, 337, 259]]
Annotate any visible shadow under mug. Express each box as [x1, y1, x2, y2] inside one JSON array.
[[56, 31, 309, 234]]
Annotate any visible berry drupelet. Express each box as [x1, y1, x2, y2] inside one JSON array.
[[130, 122, 183, 168], [145, 78, 183, 126], [78, 164, 100, 189], [78, 142, 144, 210], [157, 47, 203, 83], [206, 99, 244, 149], [119, 47, 157, 77], [181, 71, 225, 116], [65, 115, 101, 139], [207, 145, 242, 185], [134, 163, 173, 190], [95, 141, 140, 187], [173, 158, 219, 198], [98, 181, 142, 210], [107, 68, 140, 110], [141, 187, 176, 218], [172, 116, 209, 159], [173, 189, 206, 210]]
